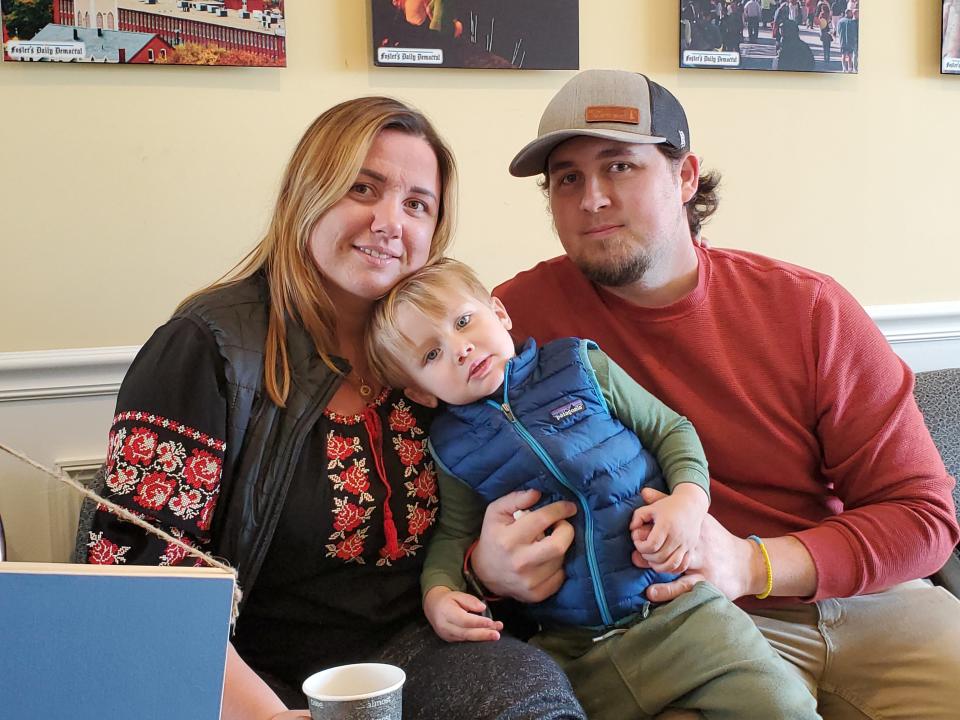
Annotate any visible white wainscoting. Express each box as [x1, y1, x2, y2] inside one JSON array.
[[1, 303, 958, 562]]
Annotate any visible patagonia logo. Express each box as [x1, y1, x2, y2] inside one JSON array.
[[550, 399, 585, 422]]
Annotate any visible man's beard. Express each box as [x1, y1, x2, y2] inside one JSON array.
[[572, 242, 654, 288]]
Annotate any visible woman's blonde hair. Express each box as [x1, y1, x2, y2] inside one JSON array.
[[366, 258, 491, 388], [179, 97, 458, 406]]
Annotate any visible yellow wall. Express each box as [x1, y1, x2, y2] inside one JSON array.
[[1, 1, 957, 352]]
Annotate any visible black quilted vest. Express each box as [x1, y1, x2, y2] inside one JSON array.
[[176, 272, 346, 605]]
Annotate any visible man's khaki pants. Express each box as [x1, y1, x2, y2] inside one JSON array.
[[748, 579, 960, 719]]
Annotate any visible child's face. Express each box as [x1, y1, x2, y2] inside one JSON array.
[[395, 285, 517, 406]]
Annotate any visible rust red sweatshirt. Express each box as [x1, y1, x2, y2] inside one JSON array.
[[495, 245, 958, 607]]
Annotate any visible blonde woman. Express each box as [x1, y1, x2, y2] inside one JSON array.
[[84, 97, 584, 720]]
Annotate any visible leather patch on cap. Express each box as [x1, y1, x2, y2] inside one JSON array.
[[585, 105, 640, 124]]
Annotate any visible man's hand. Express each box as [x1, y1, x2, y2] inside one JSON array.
[[471, 489, 577, 602], [632, 487, 759, 602], [629, 483, 709, 574], [423, 586, 504, 643]]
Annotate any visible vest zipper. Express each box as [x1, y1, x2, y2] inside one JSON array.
[[485, 365, 614, 627]]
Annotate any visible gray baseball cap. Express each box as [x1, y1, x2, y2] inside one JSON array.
[[509, 69, 691, 177]]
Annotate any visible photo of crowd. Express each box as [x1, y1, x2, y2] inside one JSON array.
[[680, 0, 860, 73], [944, 0, 960, 74], [372, 0, 578, 69]]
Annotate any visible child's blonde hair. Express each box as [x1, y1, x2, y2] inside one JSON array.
[[366, 258, 492, 388]]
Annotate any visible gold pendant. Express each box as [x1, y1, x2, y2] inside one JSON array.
[[359, 382, 373, 399]]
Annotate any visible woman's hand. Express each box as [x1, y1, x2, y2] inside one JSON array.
[[631, 488, 761, 602], [470, 489, 577, 602], [269, 712, 310, 719], [423, 586, 504, 642]]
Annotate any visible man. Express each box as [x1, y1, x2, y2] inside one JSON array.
[[776, 15, 815, 70], [743, 0, 762, 42], [471, 69, 960, 718], [836, 8, 857, 73], [773, 0, 798, 46], [760, 0, 776, 28]]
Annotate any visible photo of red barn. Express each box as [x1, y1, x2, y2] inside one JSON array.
[[2, 0, 286, 66]]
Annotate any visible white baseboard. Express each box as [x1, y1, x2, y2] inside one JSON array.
[[868, 301, 960, 373], [0, 302, 957, 404]]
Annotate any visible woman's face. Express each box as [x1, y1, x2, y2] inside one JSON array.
[[308, 129, 441, 305]]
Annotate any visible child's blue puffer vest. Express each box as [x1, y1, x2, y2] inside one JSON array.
[[429, 337, 678, 628]]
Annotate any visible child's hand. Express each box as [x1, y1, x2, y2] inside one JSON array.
[[423, 586, 504, 643], [629, 483, 709, 574]]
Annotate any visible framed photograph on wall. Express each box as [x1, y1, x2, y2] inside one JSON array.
[[680, 0, 859, 73], [2, 0, 286, 66], [372, 0, 578, 70], [944, 0, 960, 73]]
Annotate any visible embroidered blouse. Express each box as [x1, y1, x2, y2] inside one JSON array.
[[86, 317, 438, 681]]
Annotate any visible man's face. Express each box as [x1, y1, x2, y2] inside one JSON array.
[[546, 137, 692, 288]]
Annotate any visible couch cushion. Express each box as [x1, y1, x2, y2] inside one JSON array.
[[914, 368, 960, 513]]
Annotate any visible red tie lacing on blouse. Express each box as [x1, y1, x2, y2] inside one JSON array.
[[361, 406, 400, 558]]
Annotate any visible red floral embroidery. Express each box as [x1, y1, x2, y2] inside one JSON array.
[[326, 529, 368, 564], [389, 404, 416, 433], [184, 449, 221, 491], [331, 498, 374, 539], [122, 427, 159, 466], [330, 459, 374, 503], [405, 463, 438, 503], [105, 428, 126, 475], [159, 529, 203, 567], [379, 544, 407, 563], [393, 437, 425, 477], [376, 537, 423, 567], [113, 411, 226, 451], [323, 393, 436, 567], [134, 471, 176, 510], [155, 441, 185, 474], [197, 495, 217, 532], [87, 532, 130, 565], [342, 462, 370, 496], [389, 399, 424, 437], [327, 431, 361, 469], [107, 464, 139, 495], [407, 504, 436, 537], [169, 489, 203, 519]]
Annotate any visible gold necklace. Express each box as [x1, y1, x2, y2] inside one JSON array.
[[350, 371, 373, 399]]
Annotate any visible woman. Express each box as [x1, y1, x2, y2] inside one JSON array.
[[818, 4, 834, 67], [84, 97, 584, 720]]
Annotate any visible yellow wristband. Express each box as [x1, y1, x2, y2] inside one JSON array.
[[747, 535, 774, 600]]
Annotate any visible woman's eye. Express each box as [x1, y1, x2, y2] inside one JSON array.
[[455, 314, 471, 328], [406, 199, 427, 212], [425, 348, 440, 362], [351, 183, 372, 196]]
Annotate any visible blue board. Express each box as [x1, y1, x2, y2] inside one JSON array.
[[0, 563, 234, 720]]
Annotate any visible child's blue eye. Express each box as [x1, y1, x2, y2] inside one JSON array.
[[425, 348, 440, 363], [456, 314, 471, 328]]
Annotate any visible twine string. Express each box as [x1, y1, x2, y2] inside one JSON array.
[[0, 440, 242, 625]]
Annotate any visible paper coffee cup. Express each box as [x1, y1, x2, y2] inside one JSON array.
[[302, 663, 405, 720]]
